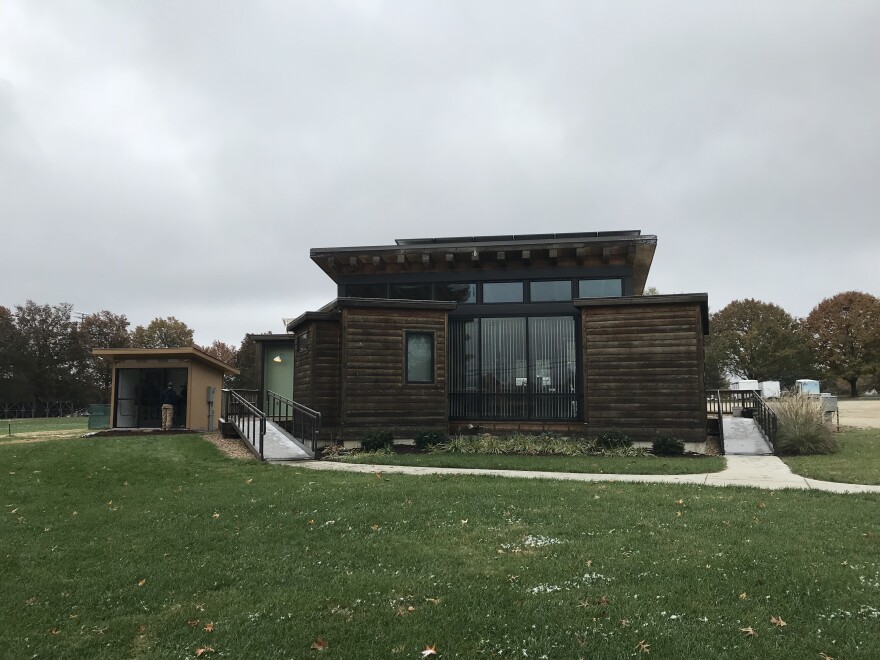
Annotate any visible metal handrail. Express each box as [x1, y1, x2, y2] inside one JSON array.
[[223, 388, 266, 459], [266, 390, 322, 456], [752, 394, 777, 454]]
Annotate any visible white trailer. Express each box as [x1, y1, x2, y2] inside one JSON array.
[[730, 379, 760, 391], [795, 379, 821, 396], [760, 381, 781, 399]]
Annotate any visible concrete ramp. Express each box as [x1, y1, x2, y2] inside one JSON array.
[[262, 420, 311, 461], [723, 416, 773, 455], [229, 415, 311, 461]]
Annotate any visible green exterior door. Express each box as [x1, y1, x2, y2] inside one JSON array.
[[263, 344, 295, 405]]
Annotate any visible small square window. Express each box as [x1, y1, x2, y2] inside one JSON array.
[[435, 283, 476, 303], [406, 332, 434, 383], [530, 280, 572, 302], [578, 278, 622, 298], [483, 282, 524, 303], [296, 331, 309, 353]]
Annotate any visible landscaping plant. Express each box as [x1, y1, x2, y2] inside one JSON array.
[[772, 394, 838, 455], [360, 429, 394, 452], [652, 436, 686, 456]]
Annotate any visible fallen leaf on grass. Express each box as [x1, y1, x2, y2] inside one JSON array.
[[48, 628, 60, 635], [203, 622, 214, 632], [770, 615, 786, 627], [676, 499, 684, 505], [739, 592, 748, 600], [245, 478, 253, 484], [311, 636, 329, 650], [370, 524, 381, 531], [375, 472, 382, 479], [212, 512, 220, 519], [425, 597, 441, 605], [25, 596, 38, 606], [676, 511, 682, 517], [635, 639, 650, 653], [740, 626, 758, 637], [9, 507, 18, 514], [137, 578, 146, 587], [819, 653, 835, 660], [620, 619, 629, 627], [421, 644, 437, 657], [187, 620, 200, 627], [195, 646, 214, 657], [137, 624, 147, 634]]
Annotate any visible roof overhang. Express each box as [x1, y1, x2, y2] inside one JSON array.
[[310, 231, 658, 294], [92, 347, 240, 375], [286, 297, 457, 332], [575, 293, 709, 334]]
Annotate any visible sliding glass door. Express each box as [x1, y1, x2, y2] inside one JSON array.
[[449, 316, 578, 420]]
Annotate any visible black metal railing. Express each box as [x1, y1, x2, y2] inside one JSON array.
[[223, 389, 266, 459], [752, 394, 777, 453], [449, 392, 579, 421], [234, 389, 259, 406], [705, 390, 726, 455], [266, 390, 322, 457], [707, 389, 759, 415]]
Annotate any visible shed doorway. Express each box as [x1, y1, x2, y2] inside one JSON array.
[[114, 368, 188, 428]]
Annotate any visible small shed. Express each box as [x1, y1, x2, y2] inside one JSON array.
[[93, 347, 239, 431]]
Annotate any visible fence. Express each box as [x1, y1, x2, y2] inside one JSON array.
[[0, 401, 89, 419]]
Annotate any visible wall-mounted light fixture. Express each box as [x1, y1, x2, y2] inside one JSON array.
[[273, 355, 283, 363]]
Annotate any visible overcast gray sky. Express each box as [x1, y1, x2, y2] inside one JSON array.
[[2, 1, 878, 347]]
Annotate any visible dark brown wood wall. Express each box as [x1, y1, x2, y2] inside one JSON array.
[[582, 303, 706, 442], [293, 321, 341, 440], [340, 308, 448, 440]]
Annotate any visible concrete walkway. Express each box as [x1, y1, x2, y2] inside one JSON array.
[[290, 455, 880, 494], [722, 416, 773, 455]]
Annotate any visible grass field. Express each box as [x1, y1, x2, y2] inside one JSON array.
[[783, 429, 880, 485], [336, 451, 726, 475], [2, 435, 879, 659], [0, 416, 88, 441]]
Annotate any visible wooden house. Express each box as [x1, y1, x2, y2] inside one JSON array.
[[251, 231, 709, 445]]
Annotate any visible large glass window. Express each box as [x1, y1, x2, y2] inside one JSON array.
[[436, 283, 476, 303], [483, 282, 524, 303], [406, 332, 434, 383], [346, 283, 387, 298], [578, 278, 622, 298], [530, 280, 572, 302], [449, 316, 577, 420], [390, 283, 432, 300]]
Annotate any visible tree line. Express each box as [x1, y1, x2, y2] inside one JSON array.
[[0, 301, 257, 406], [705, 291, 880, 396]]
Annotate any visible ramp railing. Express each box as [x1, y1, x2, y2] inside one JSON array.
[[266, 390, 321, 457], [222, 389, 266, 459]]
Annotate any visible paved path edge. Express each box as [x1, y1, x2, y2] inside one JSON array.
[[280, 455, 880, 494]]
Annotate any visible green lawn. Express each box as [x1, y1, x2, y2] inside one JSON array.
[[2, 435, 879, 659], [337, 451, 726, 474], [0, 416, 88, 441], [783, 428, 880, 485]]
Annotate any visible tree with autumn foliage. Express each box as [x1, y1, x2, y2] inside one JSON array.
[[805, 291, 880, 397], [710, 299, 813, 387], [130, 316, 194, 349], [79, 311, 131, 401]]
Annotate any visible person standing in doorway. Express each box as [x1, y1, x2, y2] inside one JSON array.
[[160, 383, 177, 431]]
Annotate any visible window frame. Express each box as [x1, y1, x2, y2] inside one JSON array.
[[404, 330, 436, 384]]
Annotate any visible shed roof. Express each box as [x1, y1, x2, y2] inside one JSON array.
[[92, 347, 240, 375], [310, 231, 658, 293]]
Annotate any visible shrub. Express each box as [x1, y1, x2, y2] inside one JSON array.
[[652, 436, 685, 456], [773, 395, 838, 455], [361, 430, 394, 452], [414, 430, 447, 450], [321, 443, 347, 460], [596, 430, 633, 449]]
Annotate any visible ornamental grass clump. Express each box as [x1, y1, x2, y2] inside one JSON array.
[[773, 395, 838, 455]]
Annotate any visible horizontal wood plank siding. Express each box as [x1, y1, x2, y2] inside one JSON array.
[[341, 308, 447, 440], [294, 321, 341, 441], [582, 303, 707, 442]]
